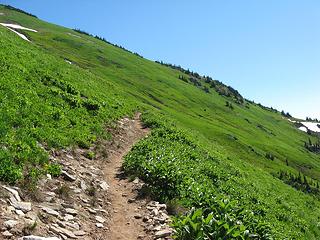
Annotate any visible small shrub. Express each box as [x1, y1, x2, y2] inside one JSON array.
[[265, 153, 275, 161], [86, 185, 96, 197], [46, 163, 61, 177], [22, 221, 37, 235], [55, 184, 71, 200], [85, 151, 95, 160]]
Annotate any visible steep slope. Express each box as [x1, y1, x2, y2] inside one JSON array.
[[1, 5, 320, 239]]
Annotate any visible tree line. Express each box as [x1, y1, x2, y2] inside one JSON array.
[[2, 4, 38, 18], [278, 170, 320, 196], [72, 29, 144, 58], [159, 61, 244, 103], [304, 138, 320, 153]]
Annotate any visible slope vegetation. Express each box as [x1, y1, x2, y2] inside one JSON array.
[[1, 5, 320, 239]]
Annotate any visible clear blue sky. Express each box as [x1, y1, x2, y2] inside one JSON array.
[[2, 0, 320, 119]]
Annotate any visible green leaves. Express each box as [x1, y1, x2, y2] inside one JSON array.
[[0, 29, 135, 184], [173, 206, 251, 240], [124, 113, 271, 239]]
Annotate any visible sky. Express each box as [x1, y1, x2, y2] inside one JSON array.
[[2, 0, 320, 119]]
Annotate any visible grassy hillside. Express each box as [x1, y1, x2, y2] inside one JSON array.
[[1, 5, 320, 239]]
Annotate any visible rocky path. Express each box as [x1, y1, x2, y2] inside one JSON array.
[[105, 115, 173, 240], [0, 115, 174, 240], [105, 116, 150, 240]]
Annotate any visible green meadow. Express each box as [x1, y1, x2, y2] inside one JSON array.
[[1, 5, 320, 239]]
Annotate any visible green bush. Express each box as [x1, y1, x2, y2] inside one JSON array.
[[46, 164, 61, 177]]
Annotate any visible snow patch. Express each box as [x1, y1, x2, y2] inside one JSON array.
[[0, 23, 37, 32], [299, 126, 308, 133], [5, 27, 30, 41], [0, 23, 37, 42], [288, 118, 320, 133], [301, 122, 320, 133]]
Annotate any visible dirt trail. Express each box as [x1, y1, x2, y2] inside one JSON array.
[[0, 115, 173, 240], [104, 115, 151, 240]]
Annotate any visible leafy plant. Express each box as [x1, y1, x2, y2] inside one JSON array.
[[46, 163, 61, 177]]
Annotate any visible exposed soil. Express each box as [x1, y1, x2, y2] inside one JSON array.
[[104, 115, 150, 240]]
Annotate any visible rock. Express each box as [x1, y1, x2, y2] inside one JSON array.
[[25, 212, 38, 221], [74, 230, 86, 236], [80, 180, 87, 190], [42, 207, 59, 217], [148, 201, 159, 207], [57, 220, 67, 228], [99, 181, 109, 191], [66, 154, 74, 160], [11, 201, 32, 213], [2, 230, 13, 237], [128, 198, 135, 203], [4, 220, 18, 229], [16, 209, 25, 216], [151, 208, 159, 216], [61, 203, 73, 209], [158, 204, 167, 210], [65, 208, 78, 216], [65, 222, 80, 230], [24, 219, 37, 227], [45, 192, 56, 197], [61, 171, 76, 181], [158, 217, 166, 224], [18, 236, 60, 240], [153, 225, 162, 231], [59, 233, 68, 240], [63, 214, 74, 221], [6, 206, 15, 212], [73, 188, 81, 194], [133, 177, 140, 184], [3, 186, 21, 201], [87, 208, 97, 214], [96, 223, 104, 228], [134, 214, 142, 219], [49, 225, 77, 239], [96, 208, 107, 213], [80, 197, 89, 203], [155, 229, 172, 239], [44, 192, 56, 202], [95, 216, 106, 223]]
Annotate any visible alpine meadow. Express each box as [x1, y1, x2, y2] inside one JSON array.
[[0, 4, 320, 240]]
